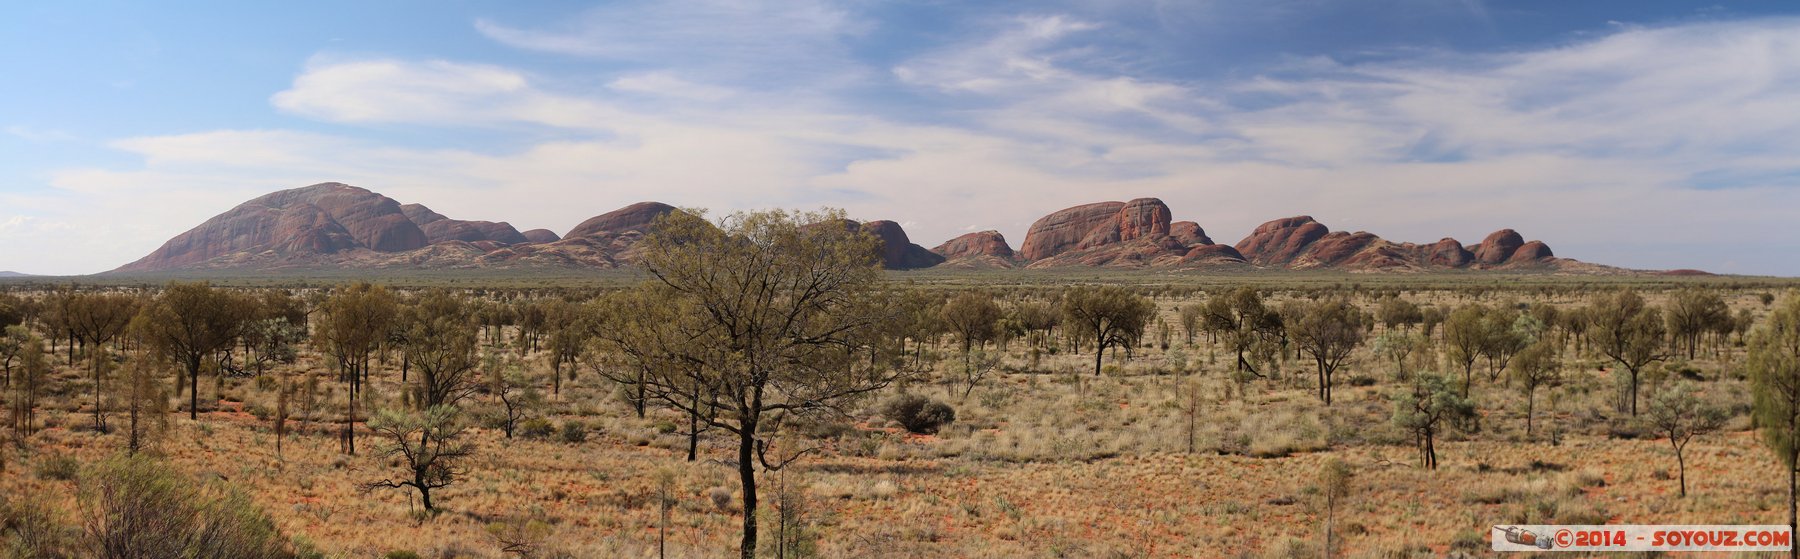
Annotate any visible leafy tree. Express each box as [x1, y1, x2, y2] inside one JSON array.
[[119, 354, 169, 456], [312, 282, 398, 454], [9, 330, 47, 446], [1666, 289, 1728, 360], [1371, 330, 1424, 381], [1203, 287, 1285, 377], [1291, 298, 1366, 405], [635, 208, 907, 558], [1642, 381, 1725, 497], [1750, 293, 1800, 549], [1509, 340, 1560, 439], [1590, 290, 1667, 415], [363, 405, 473, 512], [133, 282, 247, 421], [69, 292, 139, 431], [543, 298, 591, 399], [1391, 372, 1475, 470], [401, 290, 482, 409], [1376, 296, 1423, 332], [1062, 286, 1155, 377], [1443, 304, 1488, 397], [939, 291, 1001, 379], [487, 354, 541, 439], [1319, 457, 1353, 559], [1178, 303, 1203, 345], [0, 324, 29, 387], [590, 286, 720, 461]]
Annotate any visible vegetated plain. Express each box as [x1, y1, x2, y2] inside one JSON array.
[[1, 268, 1797, 558]]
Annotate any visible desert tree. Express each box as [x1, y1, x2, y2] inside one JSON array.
[[9, 330, 47, 446], [1666, 289, 1728, 360], [1750, 293, 1800, 551], [133, 282, 247, 421], [240, 317, 303, 377], [119, 353, 169, 456], [1178, 303, 1203, 345], [1443, 304, 1488, 397], [69, 292, 139, 431], [1377, 296, 1423, 332], [1202, 287, 1285, 377], [402, 290, 483, 409], [1642, 380, 1725, 497], [635, 207, 909, 558], [1062, 285, 1155, 377], [1, 324, 29, 387], [1291, 298, 1366, 405], [1391, 371, 1474, 470], [274, 379, 288, 464], [1319, 457, 1353, 559], [1371, 330, 1425, 381], [363, 405, 472, 512], [312, 282, 398, 454], [940, 290, 1001, 374], [486, 352, 541, 439], [1011, 300, 1058, 352], [1478, 308, 1533, 382], [591, 287, 729, 462], [1509, 340, 1561, 439], [0, 293, 23, 329], [542, 298, 590, 399], [1590, 290, 1667, 415]]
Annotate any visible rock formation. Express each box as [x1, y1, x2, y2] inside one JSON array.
[[1018, 198, 1244, 268]]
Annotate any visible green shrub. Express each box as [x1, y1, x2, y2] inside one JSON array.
[[558, 421, 589, 444], [82, 454, 290, 558], [520, 418, 555, 440], [880, 394, 957, 435], [36, 453, 79, 481]]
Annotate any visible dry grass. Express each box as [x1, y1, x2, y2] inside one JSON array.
[[0, 285, 1787, 558]]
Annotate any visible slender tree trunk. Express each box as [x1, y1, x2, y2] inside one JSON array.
[[1674, 445, 1687, 497], [738, 427, 758, 559], [1093, 336, 1104, 376], [188, 357, 201, 421], [1526, 388, 1536, 439]]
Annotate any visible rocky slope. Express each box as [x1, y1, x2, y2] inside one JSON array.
[[1016, 198, 1246, 269], [1231, 216, 1559, 271], [932, 231, 1017, 269], [114, 183, 1616, 274]]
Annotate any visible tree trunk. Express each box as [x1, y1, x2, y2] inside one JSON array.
[[188, 356, 201, 421], [1092, 336, 1104, 376], [1675, 447, 1687, 497], [738, 428, 758, 559], [1526, 389, 1536, 439]]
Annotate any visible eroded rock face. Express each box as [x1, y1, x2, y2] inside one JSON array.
[[565, 202, 677, 239], [1473, 229, 1526, 265], [932, 231, 1014, 260], [520, 229, 561, 244], [400, 203, 530, 245], [1018, 198, 1246, 269], [1234, 216, 1331, 266], [1512, 241, 1553, 262], [1422, 238, 1474, 268], [860, 220, 947, 270], [1018, 201, 1128, 261], [117, 182, 426, 272]]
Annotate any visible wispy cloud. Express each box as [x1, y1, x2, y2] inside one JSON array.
[[15, 10, 1800, 275]]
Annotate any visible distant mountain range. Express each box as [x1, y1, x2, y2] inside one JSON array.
[[0, 271, 32, 278], [112, 182, 1628, 274]]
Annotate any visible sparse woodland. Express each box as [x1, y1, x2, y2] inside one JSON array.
[[1, 211, 1798, 558]]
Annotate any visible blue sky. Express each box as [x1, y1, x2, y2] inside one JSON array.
[[3, 1, 1799, 275]]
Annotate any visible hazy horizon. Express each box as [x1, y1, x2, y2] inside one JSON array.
[[4, 1, 1800, 276]]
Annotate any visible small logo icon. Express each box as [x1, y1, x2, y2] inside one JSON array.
[[1497, 526, 1555, 549]]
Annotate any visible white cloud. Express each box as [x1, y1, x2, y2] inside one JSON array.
[[10, 16, 1800, 275]]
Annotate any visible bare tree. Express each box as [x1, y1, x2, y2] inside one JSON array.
[[362, 405, 473, 512], [1643, 380, 1725, 497], [1391, 372, 1474, 470]]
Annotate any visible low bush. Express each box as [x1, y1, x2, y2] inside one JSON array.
[[880, 394, 957, 435]]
